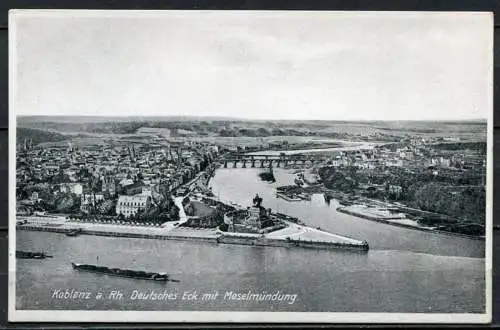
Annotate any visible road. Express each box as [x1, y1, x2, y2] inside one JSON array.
[[173, 196, 188, 224]]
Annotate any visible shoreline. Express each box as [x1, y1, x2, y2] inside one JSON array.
[[16, 217, 369, 252], [242, 143, 350, 154], [17, 224, 220, 243], [243, 141, 379, 155], [284, 183, 485, 241], [336, 207, 484, 241], [270, 183, 484, 241]]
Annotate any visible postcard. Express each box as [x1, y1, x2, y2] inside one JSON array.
[[8, 10, 493, 323]]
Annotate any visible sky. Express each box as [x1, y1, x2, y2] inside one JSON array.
[[11, 10, 493, 121]]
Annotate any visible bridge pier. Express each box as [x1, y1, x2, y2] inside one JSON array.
[[222, 154, 323, 169]]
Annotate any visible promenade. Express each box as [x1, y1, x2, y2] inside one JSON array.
[[16, 214, 368, 251]]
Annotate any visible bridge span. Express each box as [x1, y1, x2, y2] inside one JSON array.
[[218, 154, 328, 169]]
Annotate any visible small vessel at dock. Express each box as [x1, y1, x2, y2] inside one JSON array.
[[71, 263, 177, 282], [66, 228, 82, 237], [276, 193, 302, 202], [258, 166, 276, 183], [297, 192, 311, 201], [16, 251, 53, 259]]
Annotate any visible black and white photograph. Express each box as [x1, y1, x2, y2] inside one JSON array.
[[8, 10, 493, 323]]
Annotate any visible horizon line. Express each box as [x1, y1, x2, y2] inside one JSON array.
[[16, 114, 488, 122]]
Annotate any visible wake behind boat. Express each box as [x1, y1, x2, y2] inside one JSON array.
[[71, 263, 179, 282]]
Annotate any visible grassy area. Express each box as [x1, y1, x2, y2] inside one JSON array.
[[189, 201, 215, 217]]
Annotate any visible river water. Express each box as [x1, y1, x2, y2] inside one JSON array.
[[16, 168, 485, 313], [244, 142, 378, 155]]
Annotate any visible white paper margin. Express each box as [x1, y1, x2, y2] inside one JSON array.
[[7, 9, 494, 324]]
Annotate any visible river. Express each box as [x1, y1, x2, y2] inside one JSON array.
[[16, 168, 485, 313], [244, 141, 380, 155]]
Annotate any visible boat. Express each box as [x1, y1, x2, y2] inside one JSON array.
[[297, 193, 311, 201], [258, 167, 276, 182], [338, 200, 354, 206], [66, 228, 82, 237], [16, 251, 53, 259], [71, 263, 177, 282], [276, 193, 302, 202]]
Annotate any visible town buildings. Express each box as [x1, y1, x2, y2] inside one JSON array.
[[16, 138, 219, 219], [115, 195, 152, 218]]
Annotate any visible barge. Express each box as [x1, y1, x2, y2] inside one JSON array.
[[66, 228, 83, 237], [16, 251, 53, 259], [71, 263, 178, 282]]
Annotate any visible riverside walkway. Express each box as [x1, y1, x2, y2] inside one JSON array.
[[266, 222, 363, 245], [17, 214, 368, 251]]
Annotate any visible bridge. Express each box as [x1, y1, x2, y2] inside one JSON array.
[[218, 154, 328, 169]]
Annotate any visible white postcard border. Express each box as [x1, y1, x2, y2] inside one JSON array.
[[7, 9, 494, 324]]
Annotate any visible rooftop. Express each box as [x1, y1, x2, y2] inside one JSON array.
[[117, 195, 150, 204]]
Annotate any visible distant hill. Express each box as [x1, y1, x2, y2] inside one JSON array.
[[17, 115, 241, 124], [16, 116, 487, 138], [18, 115, 487, 125], [17, 127, 68, 145]]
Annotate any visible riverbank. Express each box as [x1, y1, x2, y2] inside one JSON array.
[[242, 142, 348, 154], [244, 141, 379, 156], [279, 183, 485, 240], [16, 215, 369, 252], [337, 206, 485, 240]]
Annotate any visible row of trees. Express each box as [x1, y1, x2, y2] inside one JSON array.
[[19, 180, 180, 223], [432, 141, 487, 154], [74, 194, 179, 223], [29, 192, 81, 214], [218, 127, 312, 137], [17, 127, 67, 145], [115, 194, 180, 223], [321, 164, 484, 193], [410, 183, 485, 225]]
